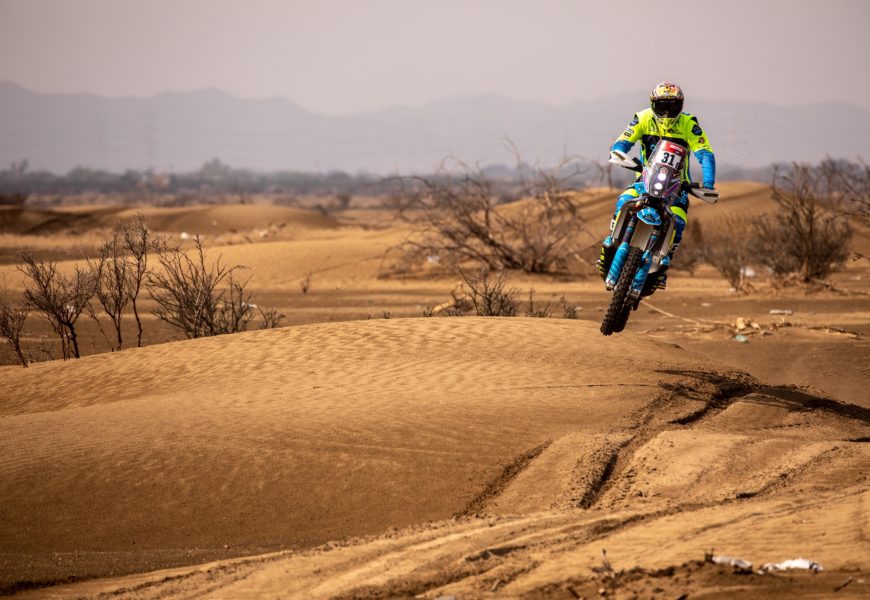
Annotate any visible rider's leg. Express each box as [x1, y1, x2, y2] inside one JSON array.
[[640, 193, 689, 297], [653, 193, 689, 290], [668, 193, 689, 261], [597, 186, 640, 279]]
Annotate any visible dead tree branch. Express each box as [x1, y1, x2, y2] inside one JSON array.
[[0, 279, 29, 367], [18, 250, 95, 359], [387, 151, 589, 275]]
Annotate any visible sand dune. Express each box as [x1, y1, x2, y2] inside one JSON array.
[[3, 317, 868, 597], [2, 183, 869, 597], [0, 203, 338, 237]]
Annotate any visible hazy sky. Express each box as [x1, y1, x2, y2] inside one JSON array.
[[1, 0, 868, 114]]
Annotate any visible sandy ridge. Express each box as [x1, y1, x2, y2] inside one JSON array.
[[3, 318, 866, 598]]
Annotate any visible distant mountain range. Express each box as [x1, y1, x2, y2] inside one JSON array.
[[1, 81, 867, 175]]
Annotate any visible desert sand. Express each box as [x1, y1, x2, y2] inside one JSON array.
[[1, 183, 869, 598]]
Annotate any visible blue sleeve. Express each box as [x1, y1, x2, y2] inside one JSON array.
[[612, 140, 633, 153], [695, 149, 716, 187]]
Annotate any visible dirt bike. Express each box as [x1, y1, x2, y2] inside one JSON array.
[[599, 140, 719, 336]]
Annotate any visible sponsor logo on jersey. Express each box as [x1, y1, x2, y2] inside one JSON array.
[[691, 124, 703, 136], [698, 137, 706, 144], [623, 128, 634, 137]]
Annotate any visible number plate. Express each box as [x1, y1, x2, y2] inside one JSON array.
[[653, 142, 686, 169]]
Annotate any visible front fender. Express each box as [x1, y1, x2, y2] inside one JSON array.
[[629, 220, 657, 252]]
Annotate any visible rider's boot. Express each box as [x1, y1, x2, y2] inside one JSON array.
[[597, 235, 615, 281], [640, 250, 673, 297], [645, 197, 687, 295]]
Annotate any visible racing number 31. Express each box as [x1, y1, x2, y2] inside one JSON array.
[[661, 151, 678, 166]]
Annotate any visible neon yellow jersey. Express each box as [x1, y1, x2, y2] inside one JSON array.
[[615, 108, 714, 182]]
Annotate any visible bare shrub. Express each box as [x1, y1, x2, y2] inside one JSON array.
[[215, 275, 284, 331], [703, 217, 755, 293], [257, 306, 284, 329], [820, 158, 869, 260], [821, 158, 870, 220], [147, 236, 279, 338], [456, 266, 519, 317], [148, 237, 239, 338], [751, 163, 851, 282], [299, 270, 312, 294], [525, 288, 554, 318], [89, 232, 132, 350], [335, 193, 352, 211], [85, 213, 156, 350], [18, 250, 96, 358], [0, 280, 28, 367], [214, 273, 257, 334], [122, 212, 156, 347], [559, 295, 579, 319], [389, 154, 588, 274]]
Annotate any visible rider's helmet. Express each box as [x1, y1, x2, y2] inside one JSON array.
[[650, 81, 684, 130]]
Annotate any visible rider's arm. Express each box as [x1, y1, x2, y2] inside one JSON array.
[[611, 113, 643, 154], [684, 115, 716, 188], [696, 151, 716, 189]]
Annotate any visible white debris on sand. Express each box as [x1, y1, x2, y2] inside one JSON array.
[[761, 558, 823, 573], [711, 555, 753, 570]]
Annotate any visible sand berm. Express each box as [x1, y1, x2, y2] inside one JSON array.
[[2, 317, 868, 598]]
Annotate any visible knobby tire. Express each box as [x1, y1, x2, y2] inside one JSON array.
[[600, 247, 643, 336]]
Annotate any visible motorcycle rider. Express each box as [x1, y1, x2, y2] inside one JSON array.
[[597, 81, 716, 293]]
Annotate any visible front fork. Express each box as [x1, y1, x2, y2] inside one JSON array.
[[604, 216, 636, 289], [605, 215, 660, 296], [631, 233, 659, 294]]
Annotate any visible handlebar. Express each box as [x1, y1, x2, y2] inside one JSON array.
[[608, 150, 643, 173], [609, 151, 720, 204], [683, 182, 719, 204]]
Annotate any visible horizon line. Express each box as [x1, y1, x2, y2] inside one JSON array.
[[2, 79, 864, 116]]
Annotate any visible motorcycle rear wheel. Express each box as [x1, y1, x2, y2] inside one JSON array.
[[600, 247, 643, 336]]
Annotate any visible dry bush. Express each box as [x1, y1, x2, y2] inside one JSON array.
[[824, 159, 869, 260], [0, 280, 28, 367], [750, 163, 851, 282], [822, 158, 869, 220], [559, 296, 579, 319], [147, 237, 281, 338], [18, 249, 96, 359], [525, 288, 555, 318], [258, 306, 285, 329], [703, 216, 755, 293], [86, 212, 156, 350], [89, 233, 132, 351], [122, 212, 157, 346], [299, 270, 312, 294], [456, 266, 519, 317], [703, 161, 857, 289], [389, 155, 588, 274]]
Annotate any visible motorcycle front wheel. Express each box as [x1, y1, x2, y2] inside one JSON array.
[[600, 246, 643, 336]]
